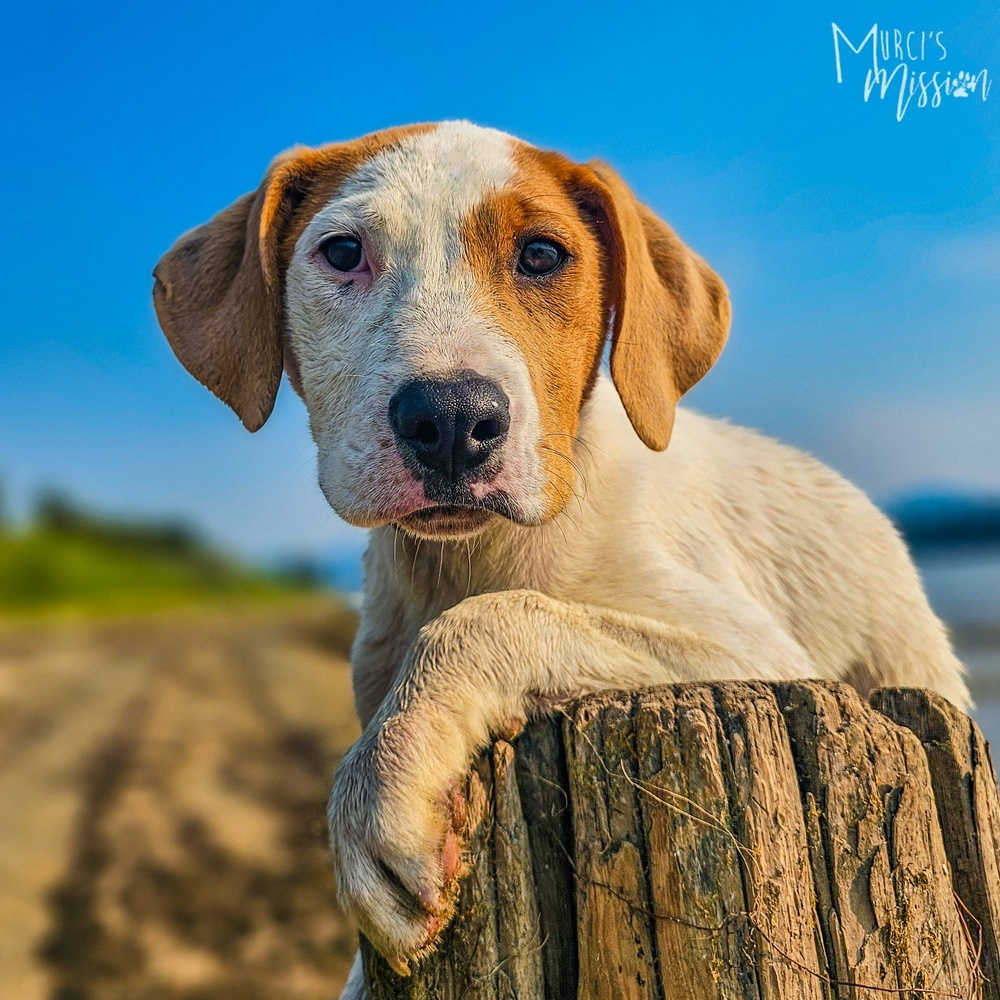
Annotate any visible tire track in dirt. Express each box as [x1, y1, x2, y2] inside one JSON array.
[[0, 603, 360, 1000], [0, 624, 168, 1000]]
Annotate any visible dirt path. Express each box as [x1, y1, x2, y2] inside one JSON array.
[[0, 601, 360, 1000]]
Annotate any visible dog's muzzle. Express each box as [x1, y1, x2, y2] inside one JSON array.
[[389, 372, 510, 490]]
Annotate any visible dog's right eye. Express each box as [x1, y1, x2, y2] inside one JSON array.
[[518, 238, 566, 277], [320, 236, 366, 273]]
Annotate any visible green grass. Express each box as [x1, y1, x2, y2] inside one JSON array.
[[0, 488, 334, 618], [0, 528, 316, 618]]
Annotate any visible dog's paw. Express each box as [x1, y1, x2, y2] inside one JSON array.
[[328, 726, 473, 975]]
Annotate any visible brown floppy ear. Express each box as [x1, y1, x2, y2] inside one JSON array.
[[152, 153, 308, 431], [582, 162, 731, 451]]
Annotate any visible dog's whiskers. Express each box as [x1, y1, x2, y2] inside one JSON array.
[[540, 444, 590, 503], [542, 430, 614, 465], [410, 537, 423, 588], [543, 465, 586, 526]]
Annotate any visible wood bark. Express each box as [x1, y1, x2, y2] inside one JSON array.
[[364, 682, 1000, 999]]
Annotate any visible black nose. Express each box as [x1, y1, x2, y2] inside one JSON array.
[[389, 374, 510, 482]]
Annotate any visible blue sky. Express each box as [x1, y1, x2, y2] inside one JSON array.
[[1, 0, 998, 561]]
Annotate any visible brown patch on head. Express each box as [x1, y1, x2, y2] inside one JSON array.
[[152, 124, 436, 430], [461, 147, 609, 515], [461, 141, 731, 515]]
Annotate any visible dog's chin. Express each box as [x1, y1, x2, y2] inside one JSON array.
[[395, 505, 498, 540]]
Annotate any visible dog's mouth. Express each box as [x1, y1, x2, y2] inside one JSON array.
[[396, 504, 497, 539], [395, 491, 523, 538]]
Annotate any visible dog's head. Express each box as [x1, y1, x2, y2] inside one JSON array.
[[154, 122, 729, 539]]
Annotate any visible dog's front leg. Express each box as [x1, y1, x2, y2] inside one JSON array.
[[329, 586, 812, 975]]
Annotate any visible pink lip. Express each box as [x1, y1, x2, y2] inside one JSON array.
[[354, 462, 517, 525], [361, 478, 445, 521], [373, 498, 480, 521], [369, 494, 509, 526], [374, 500, 435, 520]]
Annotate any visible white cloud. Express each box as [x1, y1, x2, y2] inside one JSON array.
[[928, 232, 1000, 283], [814, 398, 1000, 500]]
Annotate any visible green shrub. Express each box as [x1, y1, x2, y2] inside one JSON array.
[[0, 492, 323, 616]]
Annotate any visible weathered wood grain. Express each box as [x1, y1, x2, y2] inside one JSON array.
[[778, 682, 978, 998], [365, 682, 998, 999], [872, 688, 1000, 993]]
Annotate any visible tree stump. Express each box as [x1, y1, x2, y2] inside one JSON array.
[[363, 682, 1000, 999]]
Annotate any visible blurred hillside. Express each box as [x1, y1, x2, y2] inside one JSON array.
[[0, 484, 326, 617], [888, 491, 1000, 557]]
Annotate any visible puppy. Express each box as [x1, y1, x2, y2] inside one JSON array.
[[153, 120, 969, 994]]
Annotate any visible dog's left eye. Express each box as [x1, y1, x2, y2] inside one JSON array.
[[320, 235, 367, 273], [518, 239, 566, 277]]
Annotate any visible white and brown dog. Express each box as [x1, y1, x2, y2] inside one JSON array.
[[153, 120, 969, 994]]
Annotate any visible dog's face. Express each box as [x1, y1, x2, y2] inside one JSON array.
[[154, 122, 730, 539]]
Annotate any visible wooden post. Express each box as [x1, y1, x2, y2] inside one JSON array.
[[364, 681, 1000, 999]]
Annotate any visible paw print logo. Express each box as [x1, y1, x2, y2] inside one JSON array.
[[952, 71, 976, 97]]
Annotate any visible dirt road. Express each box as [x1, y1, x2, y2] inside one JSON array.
[[0, 600, 360, 1000]]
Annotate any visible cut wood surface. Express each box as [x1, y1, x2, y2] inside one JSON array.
[[364, 681, 1000, 999]]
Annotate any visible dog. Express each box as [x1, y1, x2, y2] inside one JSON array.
[[153, 120, 969, 996]]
